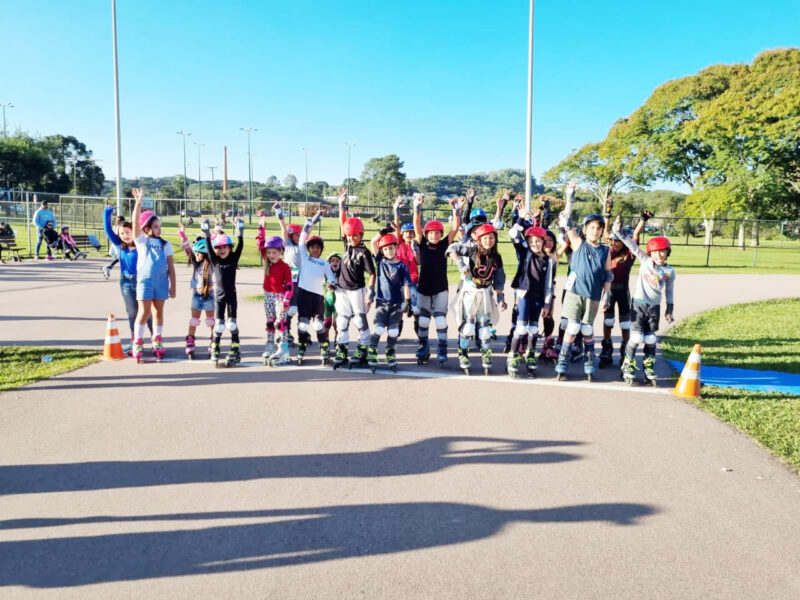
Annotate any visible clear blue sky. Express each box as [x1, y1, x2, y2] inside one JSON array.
[[3, 0, 798, 188]]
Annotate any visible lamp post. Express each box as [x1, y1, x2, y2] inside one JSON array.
[[177, 130, 191, 218], [524, 0, 535, 212], [302, 146, 310, 215], [194, 141, 204, 200], [207, 166, 217, 201], [345, 142, 355, 202], [1, 103, 13, 139], [240, 127, 257, 223]]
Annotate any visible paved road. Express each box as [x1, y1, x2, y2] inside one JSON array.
[[1, 260, 799, 598]]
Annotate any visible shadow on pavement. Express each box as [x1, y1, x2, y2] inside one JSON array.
[[0, 501, 657, 587], [0, 437, 583, 495]]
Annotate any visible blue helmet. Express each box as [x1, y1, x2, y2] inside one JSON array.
[[582, 214, 605, 228], [470, 208, 487, 223], [400, 222, 414, 232], [192, 238, 208, 254]]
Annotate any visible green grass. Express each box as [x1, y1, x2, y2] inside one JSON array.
[[662, 298, 800, 373], [662, 298, 800, 471], [0, 346, 99, 392]]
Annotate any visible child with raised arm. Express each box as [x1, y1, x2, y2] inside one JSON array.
[[131, 188, 177, 362], [273, 201, 303, 346], [261, 236, 294, 366], [412, 193, 461, 366], [367, 230, 411, 372], [202, 217, 245, 367], [177, 223, 216, 360], [612, 226, 676, 386], [334, 188, 376, 369], [296, 211, 337, 365], [392, 195, 420, 336], [554, 181, 612, 381]]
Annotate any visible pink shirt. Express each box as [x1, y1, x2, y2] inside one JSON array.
[[396, 241, 419, 284]]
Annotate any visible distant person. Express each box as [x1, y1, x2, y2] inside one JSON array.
[[32, 197, 57, 260], [58, 226, 87, 260], [101, 214, 126, 279], [0, 221, 14, 263]]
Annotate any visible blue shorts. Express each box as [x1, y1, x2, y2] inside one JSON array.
[[191, 290, 215, 311], [136, 276, 169, 301]]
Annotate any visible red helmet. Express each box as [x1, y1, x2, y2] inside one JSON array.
[[286, 224, 302, 236], [524, 225, 547, 239], [423, 220, 444, 233], [646, 236, 671, 253], [473, 223, 497, 239], [306, 235, 324, 249], [378, 233, 398, 249], [343, 217, 364, 236]]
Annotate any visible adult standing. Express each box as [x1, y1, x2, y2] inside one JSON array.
[[32, 196, 57, 260]]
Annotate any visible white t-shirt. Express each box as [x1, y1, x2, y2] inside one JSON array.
[[134, 233, 174, 276]]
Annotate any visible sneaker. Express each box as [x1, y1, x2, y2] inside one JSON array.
[[46, 255, 54, 261], [101, 266, 111, 279]]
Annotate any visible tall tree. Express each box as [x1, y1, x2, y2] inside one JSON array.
[[282, 174, 298, 189], [361, 154, 408, 207]]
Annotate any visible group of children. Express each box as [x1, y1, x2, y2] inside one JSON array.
[[106, 184, 676, 384]]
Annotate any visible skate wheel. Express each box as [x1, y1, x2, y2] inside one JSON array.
[[391, 366, 397, 373], [187, 354, 195, 360], [557, 373, 567, 381], [370, 366, 376, 374], [483, 368, 490, 376], [586, 374, 593, 382]]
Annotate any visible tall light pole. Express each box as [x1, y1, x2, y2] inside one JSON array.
[[302, 147, 310, 215], [176, 129, 191, 210], [194, 141, 204, 200], [207, 166, 217, 200], [345, 142, 356, 201], [240, 127, 257, 223], [524, 0, 535, 212], [1, 103, 13, 139], [111, 0, 123, 214]]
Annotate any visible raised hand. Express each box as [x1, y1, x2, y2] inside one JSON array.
[[178, 222, 185, 234], [311, 210, 322, 225], [641, 209, 654, 221], [413, 193, 424, 208], [236, 219, 245, 234], [273, 202, 285, 220], [466, 188, 476, 200], [393, 194, 405, 212], [200, 219, 210, 232], [132, 188, 144, 204]]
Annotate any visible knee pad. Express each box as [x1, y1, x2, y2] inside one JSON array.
[[388, 327, 400, 338], [418, 315, 431, 329], [313, 319, 324, 332], [354, 313, 368, 331], [226, 318, 238, 332], [205, 317, 215, 328], [298, 319, 310, 332], [461, 322, 476, 337], [338, 330, 350, 344], [373, 323, 387, 336], [434, 315, 447, 330], [644, 333, 658, 345], [478, 326, 492, 342], [412, 306, 421, 316], [214, 319, 225, 334], [629, 330, 644, 344], [514, 322, 528, 337], [619, 320, 631, 330], [189, 317, 201, 327], [565, 320, 581, 335], [527, 324, 539, 336], [580, 323, 593, 337], [419, 307, 432, 319], [287, 305, 298, 318], [604, 317, 615, 328], [336, 315, 350, 331]]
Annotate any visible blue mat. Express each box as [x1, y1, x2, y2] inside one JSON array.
[[668, 361, 800, 396]]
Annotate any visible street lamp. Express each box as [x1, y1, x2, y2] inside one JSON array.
[[240, 127, 257, 223], [524, 0, 535, 211], [302, 147, 310, 215], [207, 166, 217, 200], [194, 141, 205, 200], [345, 142, 356, 202], [177, 130, 191, 217], [1, 103, 14, 139]]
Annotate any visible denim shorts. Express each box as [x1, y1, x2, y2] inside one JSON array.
[[191, 290, 215, 311], [136, 276, 169, 301]]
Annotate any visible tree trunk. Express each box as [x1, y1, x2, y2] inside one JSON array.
[[737, 220, 746, 250], [703, 218, 715, 246], [750, 220, 760, 247]]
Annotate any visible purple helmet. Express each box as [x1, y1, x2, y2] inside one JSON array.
[[265, 236, 284, 250], [212, 234, 233, 248]]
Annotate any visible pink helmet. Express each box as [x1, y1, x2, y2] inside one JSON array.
[[139, 211, 157, 228], [213, 234, 233, 248], [265, 236, 284, 250]]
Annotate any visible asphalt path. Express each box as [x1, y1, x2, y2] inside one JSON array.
[[1, 259, 799, 598]]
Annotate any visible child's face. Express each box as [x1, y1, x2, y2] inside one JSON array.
[[426, 230, 443, 245], [266, 248, 282, 263], [479, 233, 496, 250], [583, 221, 603, 243], [651, 249, 668, 265], [381, 244, 398, 260], [215, 244, 231, 259], [308, 244, 322, 258], [119, 226, 133, 245], [612, 240, 625, 253], [401, 230, 413, 243], [346, 233, 363, 246], [328, 256, 341, 271], [194, 251, 205, 262], [290, 233, 300, 245], [543, 236, 554, 253], [146, 218, 162, 237], [528, 236, 544, 253]]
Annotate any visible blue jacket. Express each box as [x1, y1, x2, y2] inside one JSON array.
[[33, 207, 56, 229], [103, 206, 139, 277]]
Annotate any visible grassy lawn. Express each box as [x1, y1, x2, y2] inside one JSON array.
[[0, 346, 99, 393], [662, 298, 800, 471]]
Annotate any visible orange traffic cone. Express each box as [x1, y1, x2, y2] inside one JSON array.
[[673, 343, 702, 398], [103, 314, 126, 360]]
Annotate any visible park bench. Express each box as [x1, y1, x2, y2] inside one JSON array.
[[54, 233, 101, 260], [0, 234, 24, 262]]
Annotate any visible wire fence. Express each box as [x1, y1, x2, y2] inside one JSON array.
[[1, 190, 799, 267]]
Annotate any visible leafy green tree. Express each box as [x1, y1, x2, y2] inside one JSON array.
[[361, 154, 408, 207], [282, 174, 298, 189], [0, 136, 51, 189]]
